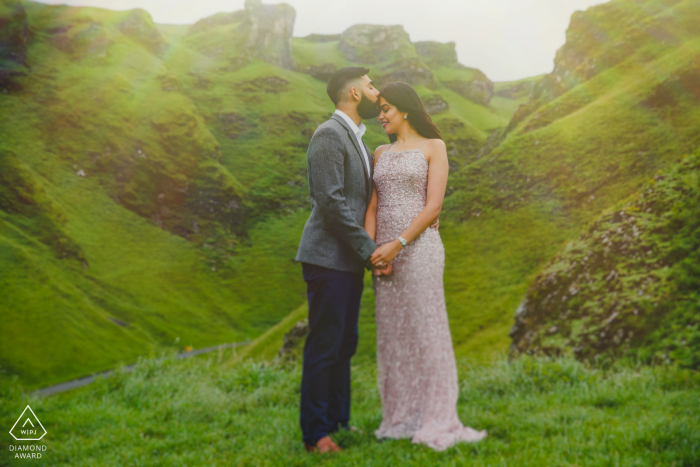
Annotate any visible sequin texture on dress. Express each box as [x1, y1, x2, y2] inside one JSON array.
[[372, 147, 487, 451]]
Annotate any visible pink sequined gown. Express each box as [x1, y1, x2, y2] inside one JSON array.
[[372, 146, 487, 451]]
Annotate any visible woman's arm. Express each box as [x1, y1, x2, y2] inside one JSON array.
[[364, 144, 391, 240], [369, 139, 448, 268], [364, 182, 379, 241]]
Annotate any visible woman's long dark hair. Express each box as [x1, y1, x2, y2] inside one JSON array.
[[378, 82, 443, 143]]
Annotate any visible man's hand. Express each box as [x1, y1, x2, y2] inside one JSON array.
[[430, 216, 440, 230], [373, 262, 393, 276], [370, 240, 402, 269]]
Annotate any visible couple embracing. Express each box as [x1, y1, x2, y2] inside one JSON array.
[[295, 67, 487, 453]]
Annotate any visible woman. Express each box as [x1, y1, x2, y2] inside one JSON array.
[[364, 82, 487, 451]]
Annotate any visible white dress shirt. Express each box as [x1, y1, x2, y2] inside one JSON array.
[[334, 109, 371, 178]]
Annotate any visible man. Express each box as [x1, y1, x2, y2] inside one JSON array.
[[295, 67, 384, 453]]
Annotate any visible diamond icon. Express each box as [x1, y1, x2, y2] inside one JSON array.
[[9, 406, 47, 441]]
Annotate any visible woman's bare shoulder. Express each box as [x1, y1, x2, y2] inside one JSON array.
[[424, 139, 447, 162], [373, 144, 393, 164], [424, 138, 446, 151]]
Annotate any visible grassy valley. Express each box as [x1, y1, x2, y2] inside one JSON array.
[[0, 0, 524, 387], [1, 0, 699, 464], [0, 0, 698, 390], [441, 0, 700, 361]]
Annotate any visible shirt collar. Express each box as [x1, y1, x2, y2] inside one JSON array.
[[334, 109, 366, 139]]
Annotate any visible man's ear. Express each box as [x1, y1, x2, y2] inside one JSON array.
[[349, 86, 360, 102]]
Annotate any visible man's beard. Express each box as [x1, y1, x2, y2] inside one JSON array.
[[357, 91, 380, 119]]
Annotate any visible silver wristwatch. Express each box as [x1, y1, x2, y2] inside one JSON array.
[[398, 236, 408, 247]]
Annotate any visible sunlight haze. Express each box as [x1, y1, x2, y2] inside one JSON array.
[[35, 0, 606, 81]]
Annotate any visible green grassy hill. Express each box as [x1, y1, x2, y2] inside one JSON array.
[[218, 0, 700, 372], [511, 151, 700, 367], [244, 0, 700, 366], [3, 0, 699, 389], [441, 0, 700, 363], [0, 0, 525, 387]]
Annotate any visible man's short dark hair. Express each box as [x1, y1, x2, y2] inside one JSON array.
[[326, 67, 370, 106]]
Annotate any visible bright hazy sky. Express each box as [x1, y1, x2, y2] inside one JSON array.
[[36, 0, 606, 81]]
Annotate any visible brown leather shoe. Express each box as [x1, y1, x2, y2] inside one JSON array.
[[303, 443, 317, 453], [315, 435, 342, 453]]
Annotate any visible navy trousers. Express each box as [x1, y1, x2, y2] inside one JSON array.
[[300, 262, 364, 445]]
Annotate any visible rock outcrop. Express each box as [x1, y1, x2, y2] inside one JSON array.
[[531, 1, 699, 103], [338, 24, 434, 86], [423, 94, 449, 114], [486, 0, 691, 150], [297, 23, 498, 96], [339, 24, 413, 64], [188, 0, 295, 70], [0, 0, 29, 92], [415, 41, 458, 68], [188, 11, 247, 35], [276, 320, 308, 362], [49, 22, 112, 58], [510, 152, 700, 368], [443, 69, 494, 105], [302, 33, 341, 43], [380, 57, 434, 87], [0, 0, 28, 66], [494, 79, 536, 100], [240, 0, 296, 70], [297, 63, 336, 82], [118, 9, 167, 56]]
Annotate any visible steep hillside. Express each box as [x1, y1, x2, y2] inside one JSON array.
[[510, 151, 700, 368], [444, 0, 700, 360], [6, 0, 699, 387], [0, 0, 521, 386]]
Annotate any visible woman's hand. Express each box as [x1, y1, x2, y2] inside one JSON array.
[[370, 239, 403, 268], [373, 262, 393, 276]]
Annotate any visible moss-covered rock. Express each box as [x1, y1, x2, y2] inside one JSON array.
[[423, 94, 449, 114], [49, 20, 112, 58], [240, 0, 296, 70], [188, 11, 247, 35], [415, 41, 458, 68], [339, 24, 414, 64], [443, 69, 494, 105], [0, 0, 29, 92], [510, 151, 700, 368], [494, 79, 536, 100], [296, 63, 336, 82], [118, 9, 167, 56], [0, 0, 28, 66], [187, 0, 295, 70], [379, 57, 434, 87], [533, 0, 700, 102], [301, 33, 340, 43]]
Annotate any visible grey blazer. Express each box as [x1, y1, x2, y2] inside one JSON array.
[[295, 114, 378, 273]]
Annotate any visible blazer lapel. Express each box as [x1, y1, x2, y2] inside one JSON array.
[[331, 114, 371, 196]]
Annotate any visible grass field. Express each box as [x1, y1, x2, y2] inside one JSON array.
[[0, 0, 525, 388], [1, 353, 698, 466], [2, 0, 700, 394]]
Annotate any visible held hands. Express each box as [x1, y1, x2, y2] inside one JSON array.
[[373, 262, 393, 276], [370, 239, 403, 272], [371, 217, 437, 276]]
